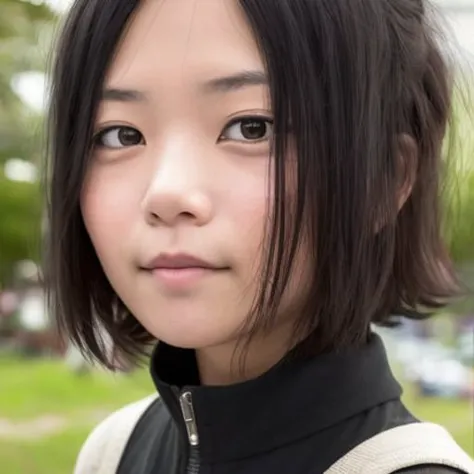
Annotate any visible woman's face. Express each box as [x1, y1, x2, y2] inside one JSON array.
[[81, 0, 303, 351]]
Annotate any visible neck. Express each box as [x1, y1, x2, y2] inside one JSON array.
[[150, 332, 402, 465], [196, 319, 296, 385]]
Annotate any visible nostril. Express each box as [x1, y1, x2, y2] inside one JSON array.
[[147, 211, 161, 225]]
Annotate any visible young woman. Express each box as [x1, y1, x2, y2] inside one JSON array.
[[45, 0, 474, 473]]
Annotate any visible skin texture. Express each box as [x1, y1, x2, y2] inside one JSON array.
[[81, 0, 306, 384]]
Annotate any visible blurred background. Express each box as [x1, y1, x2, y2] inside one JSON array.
[[0, 0, 473, 473]]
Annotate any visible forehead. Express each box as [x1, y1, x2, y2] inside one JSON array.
[[107, 0, 263, 86]]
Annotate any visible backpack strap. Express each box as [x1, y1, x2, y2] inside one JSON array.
[[325, 422, 474, 474], [74, 394, 158, 474]]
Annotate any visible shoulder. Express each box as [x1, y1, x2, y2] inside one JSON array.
[[73, 394, 159, 474], [329, 419, 474, 474], [394, 466, 466, 473], [117, 394, 181, 473]]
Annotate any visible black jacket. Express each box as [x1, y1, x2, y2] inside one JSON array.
[[117, 334, 463, 473]]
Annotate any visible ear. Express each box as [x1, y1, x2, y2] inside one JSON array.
[[396, 134, 418, 212]]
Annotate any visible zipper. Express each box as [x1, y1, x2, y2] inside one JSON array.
[[179, 391, 200, 474]]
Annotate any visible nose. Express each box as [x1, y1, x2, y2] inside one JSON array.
[[141, 139, 213, 227]]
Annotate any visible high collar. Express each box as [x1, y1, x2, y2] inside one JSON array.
[[150, 332, 401, 463]]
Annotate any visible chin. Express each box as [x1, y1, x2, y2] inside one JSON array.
[[155, 332, 230, 351], [139, 316, 236, 351]]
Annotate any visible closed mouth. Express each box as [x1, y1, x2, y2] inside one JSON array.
[[141, 253, 229, 272]]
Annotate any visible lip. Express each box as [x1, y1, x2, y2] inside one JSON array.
[[141, 253, 227, 290], [142, 253, 219, 271]]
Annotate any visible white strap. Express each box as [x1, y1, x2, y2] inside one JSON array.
[[74, 394, 158, 474], [75, 405, 473, 474], [325, 422, 474, 474]]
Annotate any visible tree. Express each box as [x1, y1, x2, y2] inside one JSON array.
[[0, 0, 53, 164], [0, 175, 42, 285], [445, 87, 474, 265], [0, 1, 472, 288], [0, 0, 54, 287]]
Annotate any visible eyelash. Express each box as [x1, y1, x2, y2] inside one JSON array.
[[92, 115, 273, 150], [93, 126, 144, 150], [218, 115, 273, 144]]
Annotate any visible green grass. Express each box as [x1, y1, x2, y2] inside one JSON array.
[[0, 427, 91, 474], [0, 356, 154, 420], [1, 356, 154, 474], [402, 384, 473, 456], [1, 355, 472, 474]]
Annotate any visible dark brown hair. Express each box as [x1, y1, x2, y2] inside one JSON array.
[[45, 0, 460, 367]]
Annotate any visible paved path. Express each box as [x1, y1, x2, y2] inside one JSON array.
[[0, 409, 110, 440]]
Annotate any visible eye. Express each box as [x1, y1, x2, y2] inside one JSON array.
[[220, 117, 273, 143], [94, 126, 144, 149]]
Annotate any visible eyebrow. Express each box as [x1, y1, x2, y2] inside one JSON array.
[[202, 70, 268, 93], [101, 70, 268, 102], [101, 88, 147, 102]]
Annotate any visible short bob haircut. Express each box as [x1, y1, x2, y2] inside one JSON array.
[[45, 0, 460, 367]]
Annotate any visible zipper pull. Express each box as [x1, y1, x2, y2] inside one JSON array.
[[179, 391, 199, 446]]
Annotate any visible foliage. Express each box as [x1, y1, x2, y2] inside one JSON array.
[[0, 1, 52, 41], [0, 174, 42, 285], [0, 0, 54, 287], [444, 86, 474, 265], [0, 1, 473, 288]]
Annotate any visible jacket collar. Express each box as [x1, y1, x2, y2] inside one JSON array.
[[150, 332, 401, 463]]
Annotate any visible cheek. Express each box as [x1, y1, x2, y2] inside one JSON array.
[[220, 162, 272, 274], [80, 168, 139, 263]]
